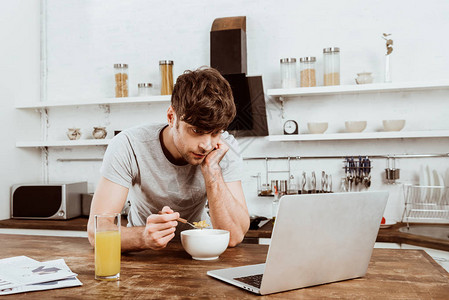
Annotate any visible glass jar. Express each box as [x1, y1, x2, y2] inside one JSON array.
[[114, 64, 128, 97], [323, 47, 340, 86], [300, 57, 316, 87], [280, 58, 297, 88], [138, 83, 153, 96], [272, 187, 279, 224], [159, 60, 174, 95]]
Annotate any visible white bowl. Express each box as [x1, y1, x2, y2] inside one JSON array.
[[383, 119, 405, 131], [181, 229, 229, 260], [307, 122, 328, 134], [345, 121, 367, 133]]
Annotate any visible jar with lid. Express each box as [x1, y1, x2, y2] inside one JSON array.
[[114, 64, 128, 97], [159, 60, 174, 95], [137, 83, 153, 96], [272, 186, 279, 224], [323, 47, 340, 86], [299, 57, 317, 87], [280, 58, 297, 88]]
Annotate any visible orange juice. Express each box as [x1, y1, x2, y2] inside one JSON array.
[[95, 230, 121, 278]]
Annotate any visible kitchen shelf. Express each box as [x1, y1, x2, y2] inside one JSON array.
[[16, 130, 449, 147], [15, 95, 171, 109], [266, 79, 449, 98], [16, 139, 112, 148], [267, 130, 449, 142]]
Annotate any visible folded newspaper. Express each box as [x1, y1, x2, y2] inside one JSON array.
[[0, 256, 82, 295]]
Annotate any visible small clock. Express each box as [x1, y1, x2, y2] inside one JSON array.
[[283, 120, 298, 135]]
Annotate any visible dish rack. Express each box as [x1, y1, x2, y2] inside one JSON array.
[[402, 185, 449, 225]]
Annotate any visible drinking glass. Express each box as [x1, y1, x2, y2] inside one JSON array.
[[94, 213, 121, 281]]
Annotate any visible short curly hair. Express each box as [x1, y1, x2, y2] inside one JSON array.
[[171, 67, 236, 132]]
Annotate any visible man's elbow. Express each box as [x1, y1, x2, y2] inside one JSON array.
[[228, 225, 249, 247], [228, 237, 242, 247]]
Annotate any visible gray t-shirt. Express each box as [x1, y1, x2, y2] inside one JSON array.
[[100, 123, 243, 234]]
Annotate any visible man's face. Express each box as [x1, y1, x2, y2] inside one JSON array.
[[172, 119, 223, 165]]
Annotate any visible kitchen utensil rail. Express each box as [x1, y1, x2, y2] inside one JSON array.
[[243, 153, 449, 161], [54, 153, 448, 162]]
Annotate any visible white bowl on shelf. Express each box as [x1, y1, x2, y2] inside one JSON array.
[[307, 122, 328, 134], [345, 121, 367, 133], [181, 229, 229, 260], [382, 119, 405, 131]]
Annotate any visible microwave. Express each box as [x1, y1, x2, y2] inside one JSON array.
[[11, 182, 87, 220]]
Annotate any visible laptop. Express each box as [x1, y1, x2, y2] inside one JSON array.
[[207, 191, 389, 295]]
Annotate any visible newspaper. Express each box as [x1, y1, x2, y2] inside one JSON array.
[[0, 256, 82, 295]]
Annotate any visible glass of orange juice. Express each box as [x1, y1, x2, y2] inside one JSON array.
[[94, 213, 121, 281]]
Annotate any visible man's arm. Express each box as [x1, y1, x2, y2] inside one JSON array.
[[206, 179, 249, 247], [201, 141, 250, 247], [87, 177, 179, 252]]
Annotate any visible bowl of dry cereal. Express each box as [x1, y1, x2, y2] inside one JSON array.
[[181, 228, 230, 260]]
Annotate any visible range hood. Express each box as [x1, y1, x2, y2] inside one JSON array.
[[210, 16, 268, 137]]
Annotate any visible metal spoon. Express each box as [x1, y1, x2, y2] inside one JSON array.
[[177, 218, 201, 229]]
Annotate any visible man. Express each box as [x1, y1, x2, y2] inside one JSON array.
[[87, 67, 250, 252]]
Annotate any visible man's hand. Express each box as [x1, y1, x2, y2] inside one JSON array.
[[142, 206, 179, 250], [201, 138, 229, 180]]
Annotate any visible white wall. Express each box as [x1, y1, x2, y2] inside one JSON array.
[[13, 0, 449, 221], [0, 1, 42, 219]]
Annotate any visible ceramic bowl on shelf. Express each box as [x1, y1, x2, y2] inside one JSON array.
[[355, 72, 374, 84], [92, 127, 107, 139], [382, 120, 405, 132], [181, 229, 229, 260], [67, 128, 82, 140], [307, 122, 328, 134], [345, 121, 367, 133]]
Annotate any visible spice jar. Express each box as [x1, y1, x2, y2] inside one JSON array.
[[114, 64, 128, 97], [280, 58, 297, 88], [323, 47, 340, 86], [159, 60, 174, 95], [137, 83, 153, 96], [300, 57, 316, 87]]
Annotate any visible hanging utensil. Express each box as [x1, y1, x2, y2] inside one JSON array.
[[366, 157, 370, 188], [325, 174, 329, 192], [311, 171, 316, 194], [321, 171, 326, 193], [348, 157, 354, 192], [344, 157, 350, 192], [301, 171, 307, 194]]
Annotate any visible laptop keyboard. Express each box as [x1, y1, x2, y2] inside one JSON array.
[[233, 274, 263, 288]]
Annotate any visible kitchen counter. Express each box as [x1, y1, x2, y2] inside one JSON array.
[[248, 221, 449, 252], [1, 217, 449, 251], [1, 233, 448, 298]]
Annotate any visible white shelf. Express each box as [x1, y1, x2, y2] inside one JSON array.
[[15, 95, 171, 109], [16, 130, 449, 147], [267, 130, 449, 142], [267, 80, 449, 98], [16, 139, 112, 148]]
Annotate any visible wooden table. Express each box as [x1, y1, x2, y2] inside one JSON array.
[[1, 234, 448, 299]]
